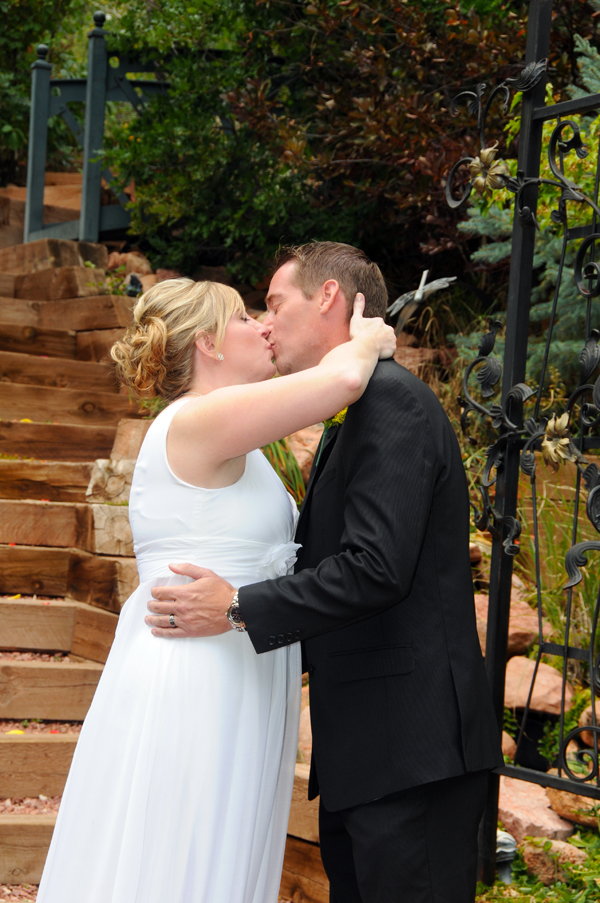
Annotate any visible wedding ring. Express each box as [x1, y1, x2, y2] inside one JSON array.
[[169, 613, 176, 628]]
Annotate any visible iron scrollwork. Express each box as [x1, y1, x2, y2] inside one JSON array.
[[450, 58, 600, 794]]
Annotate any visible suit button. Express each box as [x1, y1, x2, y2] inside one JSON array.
[[294, 630, 301, 639], [308, 664, 315, 675], [277, 634, 284, 644], [268, 636, 276, 646], [286, 632, 293, 642]]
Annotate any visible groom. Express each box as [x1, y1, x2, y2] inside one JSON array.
[[146, 242, 503, 902]]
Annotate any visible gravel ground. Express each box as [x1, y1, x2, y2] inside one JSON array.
[[0, 652, 71, 662], [0, 797, 61, 815], [0, 720, 82, 734]]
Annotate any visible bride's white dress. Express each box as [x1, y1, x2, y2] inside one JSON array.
[[37, 397, 302, 903]]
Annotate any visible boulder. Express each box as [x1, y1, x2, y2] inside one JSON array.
[[545, 768, 600, 829], [474, 594, 548, 658], [578, 702, 600, 747], [125, 252, 153, 276], [499, 776, 573, 843], [504, 656, 573, 715], [156, 268, 182, 282], [521, 838, 587, 886], [106, 251, 128, 271], [502, 731, 517, 760], [288, 425, 324, 484], [139, 274, 159, 292]]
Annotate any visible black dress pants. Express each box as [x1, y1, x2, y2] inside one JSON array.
[[318, 770, 489, 903]]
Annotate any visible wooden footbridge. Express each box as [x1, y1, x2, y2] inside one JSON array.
[[0, 227, 327, 901]]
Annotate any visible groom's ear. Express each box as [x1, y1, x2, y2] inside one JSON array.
[[318, 279, 343, 316]]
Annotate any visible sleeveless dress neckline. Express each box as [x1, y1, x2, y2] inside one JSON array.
[[37, 398, 302, 903]]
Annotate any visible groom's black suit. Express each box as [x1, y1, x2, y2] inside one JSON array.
[[239, 359, 502, 900]]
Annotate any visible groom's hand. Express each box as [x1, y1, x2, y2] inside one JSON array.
[[145, 563, 236, 638]]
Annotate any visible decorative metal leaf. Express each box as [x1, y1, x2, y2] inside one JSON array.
[[488, 404, 503, 429], [582, 463, 600, 492], [502, 516, 521, 556], [524, 418, 539, 435], [593, 372, 600, 411], [476, 358, 502, 398], [564, 541, 600, 588], [520, 449, 536, 477], [506, 382, 535, 404], [477, 320, 502, 357], [449, 86, 485, 119], [505, 59, 548, 93], [558, 128, 588, 161], [580, 330, 600, 384], [575, 235, 600, 300], [586, 485, 600, 534]]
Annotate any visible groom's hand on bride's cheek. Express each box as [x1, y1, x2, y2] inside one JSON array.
[[144, 563, 236, 638]]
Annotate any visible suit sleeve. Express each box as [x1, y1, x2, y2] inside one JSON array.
[[239, 371, 437, 653]]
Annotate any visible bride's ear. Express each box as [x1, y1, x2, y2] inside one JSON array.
[[195, 331, 217, 359]]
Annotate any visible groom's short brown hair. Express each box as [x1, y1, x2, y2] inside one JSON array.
[[273, 242, 388, 319]]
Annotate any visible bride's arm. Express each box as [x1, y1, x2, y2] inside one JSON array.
[[172, 297, 396, 465]]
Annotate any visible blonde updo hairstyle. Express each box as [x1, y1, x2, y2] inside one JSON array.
[[111, 278, 246, 402]]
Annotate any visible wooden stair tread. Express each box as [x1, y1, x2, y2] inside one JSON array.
[[0, 382, 138, 426], [0, 498, 134, 556], [0, 598, 79, 652], [0, 597, 118, 661], [0, 237, 107, 275], [0, 419, 116, 461], [0, 544, 138, 611], [0, 735, 78, 799], [0, 350, 118, 392], [0, 295, 131, 332], [0, 658, 103, 720], [0, 812, 56, 884], [0, 321, 76, 358], [0, 460, 93, 502]]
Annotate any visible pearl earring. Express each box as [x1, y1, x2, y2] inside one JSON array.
[[216, 353, 224, 361]]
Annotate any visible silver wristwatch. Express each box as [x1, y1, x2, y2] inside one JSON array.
[[226, 590, 246, 632]]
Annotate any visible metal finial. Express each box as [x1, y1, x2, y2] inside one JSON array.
[[36, 44, 49, 60], [93, 11, 106, 27]]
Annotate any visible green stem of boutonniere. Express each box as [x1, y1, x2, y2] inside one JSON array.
[[314, 408, 348, 469]]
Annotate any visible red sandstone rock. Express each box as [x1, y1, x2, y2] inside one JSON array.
[[502, 731, 517, 760], [125, 251, 153, 276], [498, 776, 573, 843], [521, 838, 587, 885], [106, 250, 128, 271], [504, 656, 574, 715], [156, 268, 182, 282], [288, 425, 324, 484], [578, 702, 600, 747], [474, 594, 548, 658]]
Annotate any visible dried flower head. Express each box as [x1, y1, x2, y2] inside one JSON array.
[[541, 413, 587, 473], [468, 143, 510, 195]]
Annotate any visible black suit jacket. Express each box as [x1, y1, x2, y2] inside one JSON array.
[[239, 359, 502, 812]]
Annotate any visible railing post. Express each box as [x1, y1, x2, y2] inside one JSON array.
[[479, 0, 553, 884], [24, 45, 52, 242], [79, 11, 108, 242]]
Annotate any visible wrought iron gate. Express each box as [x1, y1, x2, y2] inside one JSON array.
[[25, 11, 169, 244], [447, 0, 600, 882]]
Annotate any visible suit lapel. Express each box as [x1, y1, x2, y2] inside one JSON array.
[[297, 424, 340, 537]]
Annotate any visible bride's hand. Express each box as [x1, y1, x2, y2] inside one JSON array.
[[350, 294, 396, 360]]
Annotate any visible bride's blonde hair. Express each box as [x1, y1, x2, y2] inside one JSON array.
[[111, 278, 245, 402]]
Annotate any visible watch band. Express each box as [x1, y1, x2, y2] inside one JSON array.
[[226, 590, 246, 632]]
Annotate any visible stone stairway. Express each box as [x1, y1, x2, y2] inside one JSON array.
[[0, 236, 144, 886]]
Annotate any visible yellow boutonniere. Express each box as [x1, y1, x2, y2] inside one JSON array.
[[324, 407, 347, 431]]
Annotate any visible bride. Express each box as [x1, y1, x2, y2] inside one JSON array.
[[36, 277, 395, 903]]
